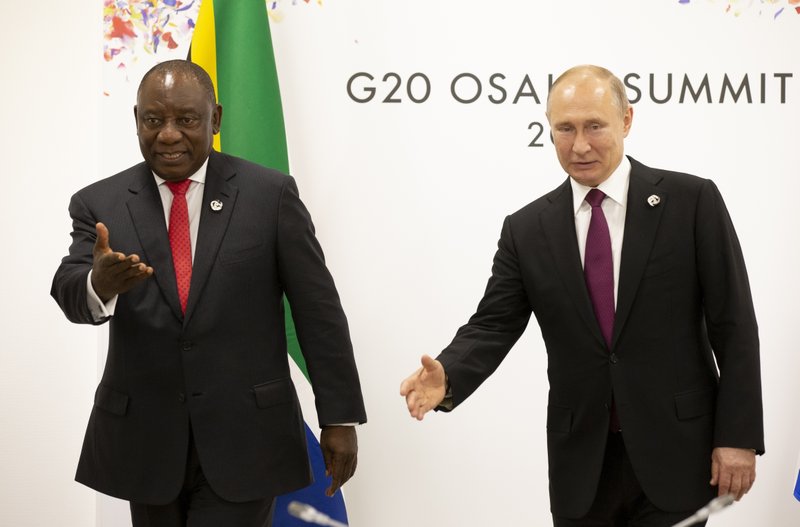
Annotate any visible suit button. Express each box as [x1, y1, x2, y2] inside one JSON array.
[[181, 341, 192, 352], [609, 353, 618, 364], [178, 393, 186, 403]]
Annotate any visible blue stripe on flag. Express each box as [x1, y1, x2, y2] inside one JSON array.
[[794, 469, 800, 502], [273, 423, 349, 526]]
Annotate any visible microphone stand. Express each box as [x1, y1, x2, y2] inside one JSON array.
[[672, 494, 734, 527]]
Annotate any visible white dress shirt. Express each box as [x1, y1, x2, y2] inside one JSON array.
[[569, 155, 631, 307]]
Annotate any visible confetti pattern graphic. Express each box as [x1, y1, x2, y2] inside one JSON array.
[[103, 0, 322, 71], [103, 0, 200, 70], [678, 0, 800, 18]]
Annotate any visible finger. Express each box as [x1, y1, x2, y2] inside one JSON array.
[[709, 457, 719, 486], [728, 474, 743, 501], [107, 259, 150, 283], [322, 446, 333, 481], [340, 454, 356, 487], [409, 395, 428, 420], [120, 267, 155, 287], [413, 403, 429, 421], [405, 391, 418, 412], [349, 453, 358, 482], [717, 471, 732, 497], [326, 454, 341, 496], [95, 251, 127, 268], [399, 369, 422, 396], [94, 223, 111, 254]]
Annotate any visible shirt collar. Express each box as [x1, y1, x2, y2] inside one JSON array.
[[152, 157, 210, 187], [570, 155, 631, 216]]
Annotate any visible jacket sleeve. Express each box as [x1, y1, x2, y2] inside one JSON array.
[[436, 215, 533, 409], [275, 176, 367, 426], [695, 179, 764, 454], [51, 191, 108, 326]]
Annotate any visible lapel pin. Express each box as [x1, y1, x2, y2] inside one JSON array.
[[210, 200, 223, 212], [647, 195, 661, 207]]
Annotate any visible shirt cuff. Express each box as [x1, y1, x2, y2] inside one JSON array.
[[86, 270, 118, 321], [437, 376, 454, 411]]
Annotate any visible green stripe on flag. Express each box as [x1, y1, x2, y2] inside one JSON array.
[[212, 0, 289, 174], [193, 0, 307, 380]]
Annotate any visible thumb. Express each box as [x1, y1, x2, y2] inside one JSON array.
[[94, 222, 111, 254], [420, 354, 440, 373]]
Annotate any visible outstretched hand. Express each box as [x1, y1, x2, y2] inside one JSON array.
[[399, 355, 446, 421], [91, 222, 153, 302], [320, 425, 358, 497]]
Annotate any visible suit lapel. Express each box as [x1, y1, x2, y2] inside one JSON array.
[[612, 157, 666, 348], [126, 165, 184, 321], [183, 152, 238, 326], [540, 180, 607, 347]]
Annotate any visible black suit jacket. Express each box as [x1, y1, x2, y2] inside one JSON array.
[[437, 157, 763, 518], [51, 151, 367, 504]]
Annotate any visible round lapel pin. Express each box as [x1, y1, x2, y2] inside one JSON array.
[[210, 199, 223, 212], [647, 195, 661, 207]]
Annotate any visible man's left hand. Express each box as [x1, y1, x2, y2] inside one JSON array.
[[320, 425, 358, 497], [710, 447, 756, 501]]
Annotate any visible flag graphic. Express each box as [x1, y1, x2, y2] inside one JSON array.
[[190, 1, 349, 524], [795, 452, 800, 502]]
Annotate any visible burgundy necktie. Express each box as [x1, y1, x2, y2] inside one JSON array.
[[584, 188, 620, 430], [584, 189, 615, 347], [166, 179, 192, 313]]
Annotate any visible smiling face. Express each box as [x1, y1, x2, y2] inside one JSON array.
[[547, 73, 632, 187], [134, 70, 221, 181]]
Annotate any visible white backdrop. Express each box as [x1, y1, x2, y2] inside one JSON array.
[[3, 1, 799, 526]]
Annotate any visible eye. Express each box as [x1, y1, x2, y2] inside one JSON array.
[[178, 116, 199, 127], [144, 117, 162, 127]]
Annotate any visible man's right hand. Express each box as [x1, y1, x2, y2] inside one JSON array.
[[400, 355, 446, 421], [91, 222, 153, 303]]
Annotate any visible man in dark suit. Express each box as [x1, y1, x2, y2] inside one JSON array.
[[400, 65, 763, 526], [51, 60, 366, 527]]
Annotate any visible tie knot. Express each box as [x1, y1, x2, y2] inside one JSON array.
[[585, 188, 606, 208], [166, 179, 192, 196]]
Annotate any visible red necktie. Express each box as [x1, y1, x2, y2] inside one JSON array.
[[584, 188, 620, 430], [166, 179, 192, 313]]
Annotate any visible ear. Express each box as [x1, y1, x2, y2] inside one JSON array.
[[212, 104, 223, 135], [133, 105, 139, 128], [622, 106, 633, 138]]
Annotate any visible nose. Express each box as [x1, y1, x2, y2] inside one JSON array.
[[157, 120, 182, 144], [572, 130, 591, 155]]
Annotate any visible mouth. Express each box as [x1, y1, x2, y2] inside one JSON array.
[[157, 152, 186, 162]]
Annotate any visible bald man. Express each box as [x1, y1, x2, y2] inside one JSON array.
[[401, 65, 763, 526]]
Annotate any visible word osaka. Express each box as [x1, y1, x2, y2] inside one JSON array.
[[346, 72, 794, 105]]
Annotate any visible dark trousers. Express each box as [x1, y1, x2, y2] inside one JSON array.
[[552, 432, 706, 527], [130, 433, 274, 527]]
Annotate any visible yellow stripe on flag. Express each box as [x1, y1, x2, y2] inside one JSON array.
[[191, 0, 221, 152]]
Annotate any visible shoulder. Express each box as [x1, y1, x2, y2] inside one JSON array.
[[508, 178, 571, 222], [73, 161, 150, 201], [629, 156, 710, 192], [211, 151, 292, 189]]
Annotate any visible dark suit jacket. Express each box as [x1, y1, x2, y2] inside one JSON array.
[[437, 157, 763, 518], [51, 151, 367, 504]]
